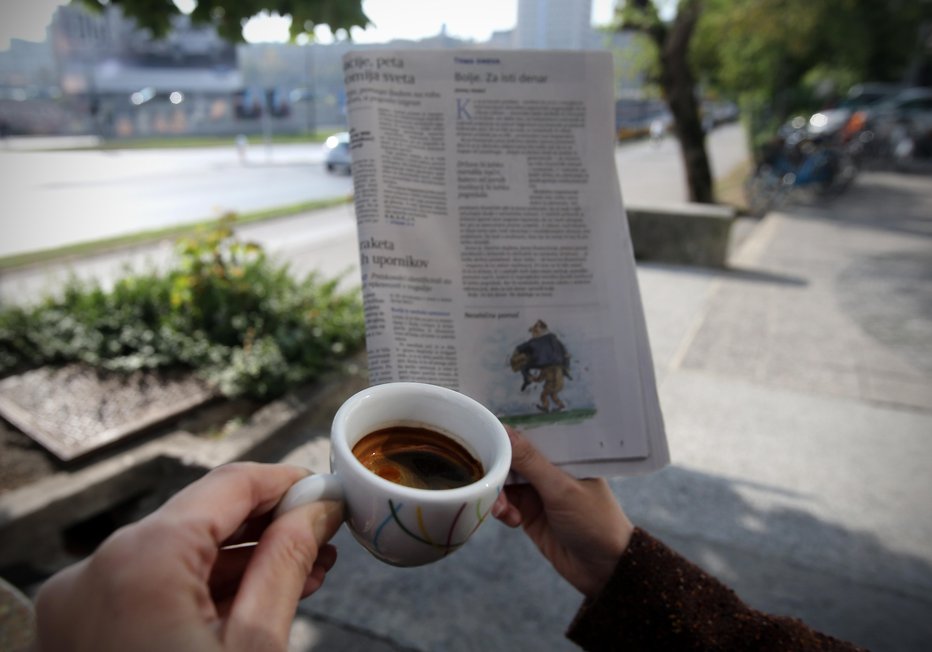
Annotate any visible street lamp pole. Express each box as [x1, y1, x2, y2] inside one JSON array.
[[304, 43, 315, 137]]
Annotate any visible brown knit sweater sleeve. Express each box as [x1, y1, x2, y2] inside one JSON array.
[[566, 528, 866, 651]]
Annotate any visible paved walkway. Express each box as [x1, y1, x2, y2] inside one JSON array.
[[285, 171, 932, 651]]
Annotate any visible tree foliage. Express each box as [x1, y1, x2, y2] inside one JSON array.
[[79, 0, 369, 42], [694, 0, 929, 96], [618, 0, 931, 193], [691, 0, 932, 147]]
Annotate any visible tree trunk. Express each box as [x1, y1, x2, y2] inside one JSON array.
[[632, 0, 714, 204], [659, 0, 714, 203]]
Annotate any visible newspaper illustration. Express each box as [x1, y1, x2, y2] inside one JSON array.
[[343, 49, 669, 477]]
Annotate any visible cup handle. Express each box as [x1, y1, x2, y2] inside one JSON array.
[[275, 473, 345, 518]]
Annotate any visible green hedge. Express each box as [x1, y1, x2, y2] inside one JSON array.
[[0, 218, 365, 400]]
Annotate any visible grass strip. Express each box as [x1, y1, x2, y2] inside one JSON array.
[[501, 408, 597, 428], [0, 195, 354, 271], [715, 159, 753, 214], [55, 132, 341, 151]]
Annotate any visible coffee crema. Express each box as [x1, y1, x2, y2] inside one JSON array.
[[352, 426, 484, 490]]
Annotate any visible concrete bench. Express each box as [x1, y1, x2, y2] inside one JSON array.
[[625, 202, 736, 268]]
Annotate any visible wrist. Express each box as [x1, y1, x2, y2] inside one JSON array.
[[584, 513, 634, 598]]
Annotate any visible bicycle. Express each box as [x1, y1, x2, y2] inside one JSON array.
[[744, 126, 857, 217]]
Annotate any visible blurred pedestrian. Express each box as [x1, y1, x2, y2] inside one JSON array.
[[235, 134, 248, 164], [649, 118, 664, 145]]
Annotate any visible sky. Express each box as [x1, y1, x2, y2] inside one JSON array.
[[0, 0, 620, 51]]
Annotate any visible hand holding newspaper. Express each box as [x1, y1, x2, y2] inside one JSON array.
[[343, 49, 668, 477]]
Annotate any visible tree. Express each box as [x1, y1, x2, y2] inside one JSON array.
[[617, 0, 716, 204], [617, 0, 931, 201], [691, 0, 932, 155], [79, 0, 369, 43]]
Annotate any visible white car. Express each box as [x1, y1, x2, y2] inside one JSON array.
[[324, 131, 351, 174]]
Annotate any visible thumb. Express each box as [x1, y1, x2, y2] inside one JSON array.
[[505, 426, 573, 502], [226, 500, 344, 648]]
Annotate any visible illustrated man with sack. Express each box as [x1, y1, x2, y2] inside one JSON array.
[[510, 320, 571, 413]]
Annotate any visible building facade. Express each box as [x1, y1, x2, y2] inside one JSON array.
[[49, 4, 242, 137], [514, 0, 593, 50], [1, 2, 651, 138]]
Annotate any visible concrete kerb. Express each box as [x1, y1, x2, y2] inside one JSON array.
[[627, 201, 736, 268], [0, 361, 368, 578]]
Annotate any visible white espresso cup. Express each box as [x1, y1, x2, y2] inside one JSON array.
[[275, 382, 511, 567]]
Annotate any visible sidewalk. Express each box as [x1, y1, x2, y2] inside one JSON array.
[[285, 171, 932, 651]]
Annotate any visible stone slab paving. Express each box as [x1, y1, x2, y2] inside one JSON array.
[[644, 172, 932, 651], [681, 188, 932, 411]]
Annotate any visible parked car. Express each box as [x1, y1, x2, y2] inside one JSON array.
[[842, 83, 903, 110], [805, 83, 903, 141], [324, 131, 351, 174], [857, 87, 932, 165]]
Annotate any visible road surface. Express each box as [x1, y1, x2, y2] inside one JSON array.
[[0, 125, 747, 259], [0, 141, 354, 258], [0, 125, 748, 305]]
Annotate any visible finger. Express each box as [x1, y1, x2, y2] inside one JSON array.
[[300, 545, 338, 598], [226, 500, 344, 648], [504, 427, 574, 502], [209, 515, 338, 622], [491, 490, 523, 528], [504, 484, 545, 524], [302, 565, 328, 596], [491, 490, 508, 517], [211, 543, 339, 604], [35, 561, 92, 651], [221, 512, 274, 547], [314, 543, 338, 573], [209, 546, 257, 604], [158, 463, 309, 547]]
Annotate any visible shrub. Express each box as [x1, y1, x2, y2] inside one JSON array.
[[0, 217, 365, 400]]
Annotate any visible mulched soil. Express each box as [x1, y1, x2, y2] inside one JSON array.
[[0, 364, 260, 495], [0, 364, 214, 462]]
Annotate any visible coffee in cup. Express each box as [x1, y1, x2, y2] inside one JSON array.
[[275, 382, 511, 566], [352, 426, 484, 490]]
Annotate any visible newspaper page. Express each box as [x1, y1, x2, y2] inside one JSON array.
[[343, 49, 668, 477]]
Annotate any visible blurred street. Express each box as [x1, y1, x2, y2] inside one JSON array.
[[0, 126, 745, 260], [0, 140, 354, 259], [0, 124, 746, 305]]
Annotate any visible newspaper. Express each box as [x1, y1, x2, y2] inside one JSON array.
[[342, 49, 668, 478]]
